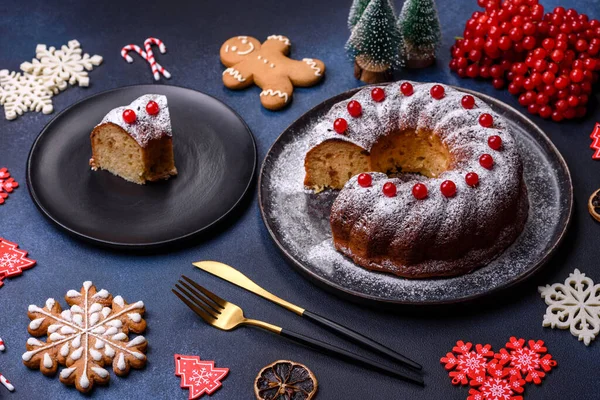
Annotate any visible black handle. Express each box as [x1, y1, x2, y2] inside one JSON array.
[[303, 310, 422, 370], [279, 328, 424, 386]]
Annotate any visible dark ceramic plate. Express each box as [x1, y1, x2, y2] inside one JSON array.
[[259, 85, 572, 305], [27, 85, 256, 249]]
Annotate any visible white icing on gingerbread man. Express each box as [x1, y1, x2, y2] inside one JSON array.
[[220, 35, 325, 110]]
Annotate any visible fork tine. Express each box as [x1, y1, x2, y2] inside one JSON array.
[[175, 283, 220, 318], [175, 282, 220, 319], [178, 280, 223, 315], [182, 275, 228, 308], [172, 287, 216, 323]]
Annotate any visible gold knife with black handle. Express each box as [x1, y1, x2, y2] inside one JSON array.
[[193, 261, 422, 371]]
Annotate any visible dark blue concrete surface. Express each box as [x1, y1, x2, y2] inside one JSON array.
[[0, 0, 599, 399]]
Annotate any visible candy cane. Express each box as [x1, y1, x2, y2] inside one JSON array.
[[144, 37, 171, 80], [0, 337, 4, 351], [0, 373, 14, 392], [121, 44, 147, 63]]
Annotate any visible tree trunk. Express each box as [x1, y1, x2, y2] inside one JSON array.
[[405, 54, 436, 69], [353, 56, 393, 84]]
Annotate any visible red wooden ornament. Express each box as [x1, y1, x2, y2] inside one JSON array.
[[174, 355, 229, 399], [590, 122, 600, 159], [0, 168, 19, 206], [0, 238, 36, 288]]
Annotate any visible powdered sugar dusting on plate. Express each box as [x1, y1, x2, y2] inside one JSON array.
[[261, 87, 569, 304]]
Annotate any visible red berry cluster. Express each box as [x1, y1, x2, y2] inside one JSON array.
[[450, 0, 600, 121]]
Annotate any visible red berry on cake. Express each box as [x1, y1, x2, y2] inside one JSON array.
[[430, 85, 445, 99], [333, 118, 348, 134], [461, 95, 475, 109], [122, 109, 137, 124], [412, 183, 428, 200], [465, 172, 479, 187], [479, 113, 494, 127], [347, 100, 362, 118], [400, 82, 414, 96], [371, 88, 385, 102], [479, 154, 494, 169], [357, 173, 372, 188], [440, 180, 457, 197], [488, 135, 502, 150], [146, 100, 160, 115], [383, 182, 397, 197]]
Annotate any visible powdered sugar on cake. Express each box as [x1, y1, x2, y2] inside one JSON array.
[[263, 82, 564, 302], [99, 94, 171, 148]]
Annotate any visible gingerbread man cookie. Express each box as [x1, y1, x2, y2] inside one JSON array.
[[220, 35, 325, 110]]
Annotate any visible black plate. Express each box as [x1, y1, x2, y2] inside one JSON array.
[[27, 85, 256, 249], [259, 85, 572, 305]]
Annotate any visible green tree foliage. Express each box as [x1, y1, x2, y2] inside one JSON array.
[[348, 0, 372, 30], [398, 0, 442, 59], [346, 0, 403, 69]]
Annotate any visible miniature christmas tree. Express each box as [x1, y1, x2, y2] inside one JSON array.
[[398, 0, 442, 68], [348, 0, 372, 30], [346, 0, 403, 83]]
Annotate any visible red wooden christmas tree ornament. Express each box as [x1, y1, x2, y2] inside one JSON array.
[[0, 238, 36, 288], [174, 355, 229, 399], [590, 122, 600, 159]]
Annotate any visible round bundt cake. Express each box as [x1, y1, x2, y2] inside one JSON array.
[[303, 81, 529, 278]]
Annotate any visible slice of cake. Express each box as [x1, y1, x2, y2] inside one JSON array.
[[89, 94, 177, 184]]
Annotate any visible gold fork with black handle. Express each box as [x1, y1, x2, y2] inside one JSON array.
[[173, 276, 424, 386], [193, 261, 422, 371]]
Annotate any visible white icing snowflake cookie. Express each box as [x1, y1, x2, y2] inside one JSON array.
[[539, 269, 600, 346], [22, 281, 147, 393]]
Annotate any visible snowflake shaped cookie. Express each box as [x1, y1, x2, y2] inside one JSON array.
[[20, 40, 103, 93], [0, 70, 54, 120], [22, 281, 147, 393], [539, 269, 600, 346]]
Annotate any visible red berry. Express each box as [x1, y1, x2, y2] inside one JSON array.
[[554, 75, 570, 89], [357, 173, 372, 188], [480, 154, 494, 169], [371, 87, 385, 102], [467, 64, 480, 78], [570, 69, 584, 83], [333, 118, 347, 134], [440, 180, 457, 198], [400, 82, 414, 96], [479, 113, 494, 127], [347, 100, 362, 118], [122, 109, 136, 124], [488, 135, 502, 150], [539, 105, 553, 118], [492, 78, 505, 89], [465, 172, 479, 187], [430, 85, 445, 99], [542, 38, 555, 50], [145, 100, 159, 115], [498, 36, 513, 51], [412, 183, 428, 200], [383, 182, 397, 197], [461, 95, 475, 109]]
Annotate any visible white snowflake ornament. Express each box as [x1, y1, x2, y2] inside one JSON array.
[[0, 70, 54, 120], [20, 40, 103, 93], [539, 269, 600, 346], [22, 281, 147, 393]]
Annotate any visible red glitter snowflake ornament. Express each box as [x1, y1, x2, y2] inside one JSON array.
[[494, 337, 557, 385], [0, 238, 36, 288], [440, 341, 494, 385], [174, 354, 229, 399]]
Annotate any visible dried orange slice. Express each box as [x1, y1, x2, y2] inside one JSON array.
[[254, 360, 318, 400], [589, 189, 600, 222]]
